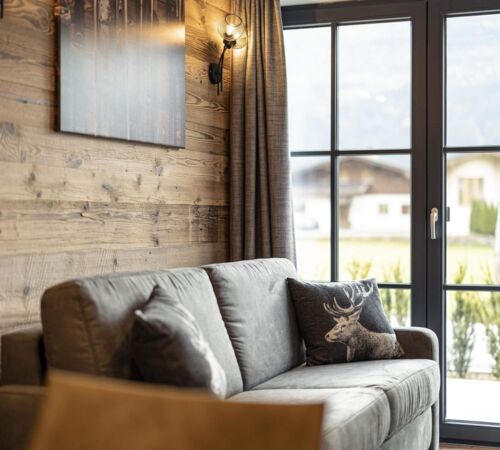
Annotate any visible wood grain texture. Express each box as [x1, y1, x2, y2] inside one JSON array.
[[0, 0, 231, 334], [0, 201, 228, 253]]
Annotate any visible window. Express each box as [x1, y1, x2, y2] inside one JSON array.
[[458, 178, 484, 206], [446, 13, 500, 146], [337, 22, 411, 150], [285, 21, 413, 287], [286, 27, 332, 281], [286, 27, 331, 152], [379, 204, 389, 215]]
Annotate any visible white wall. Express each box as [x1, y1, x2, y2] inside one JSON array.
[[347, 194, 411, 237], [294, 195, 330, 238]]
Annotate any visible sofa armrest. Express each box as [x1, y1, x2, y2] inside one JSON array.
[[0, 385, 45, 450], [1, 325, 46, 386], [394, 327, 439, 363], [395, 327, 440, 450]]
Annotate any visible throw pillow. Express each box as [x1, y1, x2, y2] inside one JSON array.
[[287, 278, 404, 365], [131, 285, 227, 397]]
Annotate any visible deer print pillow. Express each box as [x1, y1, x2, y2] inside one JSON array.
[[131, 285, 227, 398], [287, 278, 404, 365]]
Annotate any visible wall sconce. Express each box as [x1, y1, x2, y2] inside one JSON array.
[[209, 14, 245, 94]]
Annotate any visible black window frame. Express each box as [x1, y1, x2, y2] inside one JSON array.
[[284, 0, 500, 445], [428, 0, 500, 445]]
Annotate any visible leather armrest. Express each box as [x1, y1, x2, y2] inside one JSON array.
[[1, 325, 46, 386]]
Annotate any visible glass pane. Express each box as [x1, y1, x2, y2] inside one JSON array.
[[379, 288, 411, 328], [292, 156, 331, 280], [285, 27, 331, 152], [446, 153, 500, 285], [446, 290, 500, 423], [337, 21, 411, 150], [446, 14, 500, 147], [338, 155, 411, 282]]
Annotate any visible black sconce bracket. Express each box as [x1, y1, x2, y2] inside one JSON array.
[[209, 39, 236, 94]]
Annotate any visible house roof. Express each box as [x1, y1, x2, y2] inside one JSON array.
[[294, 156, 410, 179], [293, 156, 410, 196], [447, 152, 500, 169]]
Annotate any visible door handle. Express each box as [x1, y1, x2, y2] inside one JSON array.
[[430, 208, 439, 240]]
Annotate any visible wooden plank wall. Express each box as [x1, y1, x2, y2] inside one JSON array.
[[0, 0, 231, 335]]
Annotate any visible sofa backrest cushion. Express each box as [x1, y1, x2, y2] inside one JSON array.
[[203, 259, 305, 389], [41, 269, 243, 396]]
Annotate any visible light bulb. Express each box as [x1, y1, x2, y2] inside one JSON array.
[[218, 14, 244, 43]]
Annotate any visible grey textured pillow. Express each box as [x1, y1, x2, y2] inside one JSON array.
[[131, 286, 227, 398], [287, 278, 403, 365]]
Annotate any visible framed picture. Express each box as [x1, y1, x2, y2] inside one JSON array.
[[58, 0, 185, 148]]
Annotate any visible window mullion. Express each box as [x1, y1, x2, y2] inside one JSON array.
[[331, 23, 338, 282]]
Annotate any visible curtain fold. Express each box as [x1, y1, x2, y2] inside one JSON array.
[[229, 0, 296, 263]]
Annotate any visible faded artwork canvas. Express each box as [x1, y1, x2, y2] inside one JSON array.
[[59, 0, 185, 147]]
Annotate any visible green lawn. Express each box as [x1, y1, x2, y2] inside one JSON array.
[[296, 237, 496, 285]]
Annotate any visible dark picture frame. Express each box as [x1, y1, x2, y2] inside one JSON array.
[[58, 0, 185, 148]]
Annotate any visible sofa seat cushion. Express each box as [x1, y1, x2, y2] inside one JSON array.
[[254, 359, 440, 436], [230, 388, 390, 450]]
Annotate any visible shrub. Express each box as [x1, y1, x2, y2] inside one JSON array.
[[382, 261, 410, 327], [449, 263, 480, 378], [481, 268, 500, 380], [470, 200, 498, 236], [345, 258, 410, 326], [381, 289, 392, 323], [346, 258, 372, 280]]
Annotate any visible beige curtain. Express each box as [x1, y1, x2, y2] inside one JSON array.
[[230, 0, 296, 263]]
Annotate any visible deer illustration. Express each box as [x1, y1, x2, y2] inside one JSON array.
[[323, 282, 400, 362]]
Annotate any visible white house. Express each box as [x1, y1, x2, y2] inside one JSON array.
[[447, 153, 500, 237], [293, 154, 499, 239]]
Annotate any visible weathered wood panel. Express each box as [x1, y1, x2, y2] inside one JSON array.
[[0, 160, 227, 205], [0, 242, 228, 333], [0, 201, 228, 254], [0, 0, 231, 334], [0, 123, 228, 175]]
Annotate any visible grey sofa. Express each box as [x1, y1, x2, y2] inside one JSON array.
[[0, 258, 440, 450]]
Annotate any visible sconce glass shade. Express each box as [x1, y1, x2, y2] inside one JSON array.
[[218, 14, 244, 43]]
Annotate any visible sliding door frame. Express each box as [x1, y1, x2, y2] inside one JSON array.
[[284, 0, 500, 445], [282, 0, 428, 326], [428, 0, 500, 444]]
